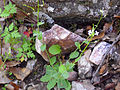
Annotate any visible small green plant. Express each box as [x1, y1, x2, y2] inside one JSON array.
[[40, 10, 104, 90], [40, 44, 73, 90], [0, 2, 16, 17], [0, 2, 35, 62]]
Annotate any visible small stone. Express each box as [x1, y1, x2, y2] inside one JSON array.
[[67, 71, 78, 81], [72, 80, 95, 90], [47, 6, 54, 12], [89, 42, 111, 65], [78, 49, 92, 78]]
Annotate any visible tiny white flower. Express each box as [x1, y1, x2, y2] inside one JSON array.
[[100, 10, 104, 14], [94, 31, 99, 36], [47, 7, 54, 12], [88, 30, 92, 36]]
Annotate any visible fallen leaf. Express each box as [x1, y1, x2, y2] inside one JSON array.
[[10, 81, 20, 90], [115, 82, 120, 90], [0, 58, 4, 70], [9, 67, 31, 81], [99, 64, 107, 75], [105, 83, 115, 90], [88, 31, 105, 41], [103, 23, 113, 33], [114, 15, 120, 19], [15, 8, 28, 20], [6, 61, 20, 68]]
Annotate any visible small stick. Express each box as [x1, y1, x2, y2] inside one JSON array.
[[91, 33, 120, 82]]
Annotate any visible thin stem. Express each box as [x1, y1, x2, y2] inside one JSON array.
[[37, 0, 40, 31]]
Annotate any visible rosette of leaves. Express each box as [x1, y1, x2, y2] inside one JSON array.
[[40, 44, 75, 90]]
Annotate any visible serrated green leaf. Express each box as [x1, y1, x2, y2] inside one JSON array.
[[40, 44, 46, 51], [75, 42, 80, 49], [69, 51, 79, 59], [4, 34, 10, 43], [27, 51, 35, 58], [50, 56, 56, 65], [11, 31, 21, 38], [1, 33, 7, 37], [49, 45, 61, 55], [65, 80, 71, 90], [9, 23, 14, 31], [65, 61, 74, 72], [40, 74, 52, 82], [38, 31, 42, 40], [0, 2, 16, 17], [37, 21, 44, 27], [16, 52, 23, 58], [47, 79, 57, 90]]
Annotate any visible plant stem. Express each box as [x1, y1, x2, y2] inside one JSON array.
[[37, 0, 40, 31]]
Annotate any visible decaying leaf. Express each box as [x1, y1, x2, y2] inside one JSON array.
[[114, 15, 120, 19], [115, 82, 120, 90], [103, 23, 113, 33], [9, 67, 31, 81], [5, 61, 20, 68], [8, 59, 36, 81], [88, 31, 105, 41], [99, 64, 107, 75]]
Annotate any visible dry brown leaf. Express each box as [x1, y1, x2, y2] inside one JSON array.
[[103, 23, 113, 33], [0, 58, 4, 70], [9, 67, 31, 81], [99, 64, 107, 75], [10, 82, 20, 90], [115, 82, 120, 90], [86, 25, 92, 30], [88, 31, 105, 41], [105, 83, 115, 90], [5, 61, 20, 68], [15, 9, 28, 20], [114, 15, 120, 19]]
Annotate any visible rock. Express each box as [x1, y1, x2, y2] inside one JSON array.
[[111, 47, 120, 64], [72, 80, 95, 90], [78, 49, 92, 79], [0, 70, 11, 84], [11, 0, 120, 24], [35, 24, 85, 62], [67, 71, 78, 81], [89, 42, 111, 65]]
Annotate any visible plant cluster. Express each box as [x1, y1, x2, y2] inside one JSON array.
[[40, 9, 104, 90], [0, 1, 104, 90], [0, 2, 35, 62]]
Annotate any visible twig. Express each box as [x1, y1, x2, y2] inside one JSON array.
[[9, 0, 37, 24], [91, 33, 120, 82]]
